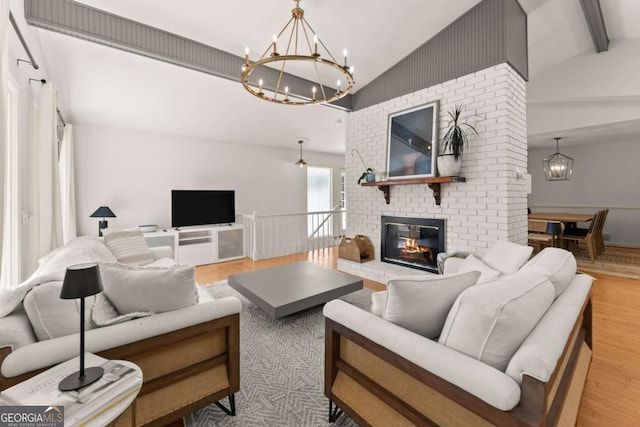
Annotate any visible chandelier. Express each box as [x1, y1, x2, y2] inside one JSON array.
[[542, 137, 574, 181], [241, 0, 354, 106]]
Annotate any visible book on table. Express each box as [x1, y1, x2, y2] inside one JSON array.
[[0, 353, 141, 425]]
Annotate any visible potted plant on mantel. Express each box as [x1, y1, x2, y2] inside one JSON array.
[[437, 104, 478, 177], [352, 148, 375, 185]]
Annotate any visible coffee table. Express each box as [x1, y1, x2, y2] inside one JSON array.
[[228, 261, 363, 318]]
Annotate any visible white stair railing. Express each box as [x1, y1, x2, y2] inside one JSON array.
[[239, 207, 346, 261]]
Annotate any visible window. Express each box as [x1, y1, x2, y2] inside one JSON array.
[[307, 166, 332, 237], [1, 79, 20, 288]]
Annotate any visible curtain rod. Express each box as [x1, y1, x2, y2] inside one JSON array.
[[9, 11, 39, 70]]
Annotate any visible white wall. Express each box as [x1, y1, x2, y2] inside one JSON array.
[[74, 123, 344, 236], [528, 139, 640, 247]]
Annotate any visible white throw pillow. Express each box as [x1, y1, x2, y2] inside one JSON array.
[[100, 262, 198, 314], [482, 241, 533, 275], [383, 271, 481, 338], [439, 270, 555, 371], [521, 248, 577, 298], [23, 282, 95, 341], [91, 293, 153, 327], [457, 254, 501, 284], [370, 291, 387, 317], [103, 230, 154, 266]]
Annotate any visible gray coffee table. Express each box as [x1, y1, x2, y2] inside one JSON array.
[[228, 261, 363, 318]]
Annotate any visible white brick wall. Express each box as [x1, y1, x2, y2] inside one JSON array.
[[345, 64, 528, 281]]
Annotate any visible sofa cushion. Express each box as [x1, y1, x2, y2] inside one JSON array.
[[91, 293, 153, 327], [100, 263, 198, 314], [383, 271, 481, 338], [457, 254, 501, 284], [439, 270, 555, 371], [103, 230, 154, 266], [482, 241, 533, 275], [23, 281, 95, 341], [520, 248, 576, 298]]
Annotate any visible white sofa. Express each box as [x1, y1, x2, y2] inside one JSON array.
[[324, 244, 593, 426], [0, 235, 241, 426]]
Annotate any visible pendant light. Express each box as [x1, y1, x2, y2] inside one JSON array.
[[542, 137, 574, 181], [295, 140, 307, 168]]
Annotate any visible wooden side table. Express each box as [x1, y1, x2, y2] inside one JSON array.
[[0, 354, 142, 427]]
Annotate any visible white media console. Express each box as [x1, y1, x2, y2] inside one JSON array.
[[143, 224, 245, 266]]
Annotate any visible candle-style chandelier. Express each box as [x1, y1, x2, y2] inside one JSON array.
[[542, 137, 574, 181], [241, 0, 354, 106]]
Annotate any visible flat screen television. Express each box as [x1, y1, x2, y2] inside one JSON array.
[[171, 190, 235, 228]]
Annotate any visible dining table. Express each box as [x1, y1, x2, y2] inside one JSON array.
[[528, 212, 594, 234]]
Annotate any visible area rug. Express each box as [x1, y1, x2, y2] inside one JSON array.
[[573, 248, 640, 279], [184, 281, 371, 427]]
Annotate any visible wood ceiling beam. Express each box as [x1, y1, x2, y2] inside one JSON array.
[[579, 0, 609, 53]]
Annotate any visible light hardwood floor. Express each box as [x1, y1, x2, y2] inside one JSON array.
[[196, 248, 639, 426]]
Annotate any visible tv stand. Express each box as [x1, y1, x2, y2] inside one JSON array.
[[144, 224, 244, 266]]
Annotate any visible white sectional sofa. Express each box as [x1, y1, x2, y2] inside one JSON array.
[[0, 235, 241, 426], [324, 244, 593, 426]]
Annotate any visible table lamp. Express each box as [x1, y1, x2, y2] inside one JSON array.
[[546, 221, 563, 248], [58, 263, 104, 391], [90, 206, 116, 237]]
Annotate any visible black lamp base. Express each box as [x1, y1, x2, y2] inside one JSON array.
[[59, 366, 104, 391]]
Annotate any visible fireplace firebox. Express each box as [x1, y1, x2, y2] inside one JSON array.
[[381, 216, 445, 273]]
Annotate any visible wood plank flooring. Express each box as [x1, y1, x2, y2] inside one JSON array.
[[196, 248, 640, 426]]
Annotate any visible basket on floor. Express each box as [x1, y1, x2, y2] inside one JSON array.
[[339, 235, 374, 263]]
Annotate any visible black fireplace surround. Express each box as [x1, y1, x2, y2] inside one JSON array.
[[381, 216, 445, 273]]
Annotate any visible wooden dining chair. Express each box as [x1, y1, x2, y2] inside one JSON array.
[[563, 217, 598, 263], [594, 209, 609, 255]]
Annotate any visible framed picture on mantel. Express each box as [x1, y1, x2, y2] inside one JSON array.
[[386, 101, 438, 179]]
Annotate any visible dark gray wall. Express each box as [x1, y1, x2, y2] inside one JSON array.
[[352, 0, 528, 111]]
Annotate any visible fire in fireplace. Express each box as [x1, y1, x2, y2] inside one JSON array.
[[381, 216, 445, 273]]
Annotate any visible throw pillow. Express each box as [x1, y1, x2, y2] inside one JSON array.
[[520, 248, 577, 298], [457, 254, 501, 284], [103, 230, 154, 266], [23, 281, 95, 341], [382, 271, 481, 338], [99, 262, 198, 314], [91, 293, 153, 327], [370, 291, 387, 317], [438, 270, 555, 371], [482, 241, 533, 275]]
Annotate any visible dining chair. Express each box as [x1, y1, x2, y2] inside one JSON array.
[[594, 209, 609, 255], [563, 217, 598, 263]]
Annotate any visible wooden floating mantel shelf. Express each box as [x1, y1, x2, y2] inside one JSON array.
[[362, 176, 466, 205]]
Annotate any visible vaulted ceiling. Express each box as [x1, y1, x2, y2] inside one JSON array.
[[15, 0, 640, 153]]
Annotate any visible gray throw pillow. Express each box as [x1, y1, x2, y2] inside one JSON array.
[[99, 262, 198, 314], [91, 293, 153, 327], [382, 271, 481, 338]]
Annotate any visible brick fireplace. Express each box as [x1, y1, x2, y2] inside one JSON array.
[[337, 63, 528, 284]]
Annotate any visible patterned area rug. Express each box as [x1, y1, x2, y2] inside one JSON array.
[[573, 248, 640, 279], [184, 281, 371, 427]]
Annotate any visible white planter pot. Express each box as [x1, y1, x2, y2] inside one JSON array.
[[437, 155, 462, 176]]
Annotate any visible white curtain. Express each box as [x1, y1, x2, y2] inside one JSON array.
[[0, 1, 10, 287], [28, 82, 62, 270], [59, 124, 77, 243]]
